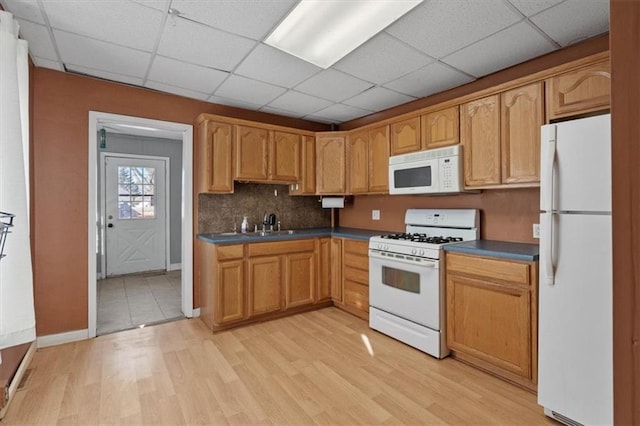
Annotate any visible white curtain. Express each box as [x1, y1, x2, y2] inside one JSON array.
[[0, 10, 36, 354]]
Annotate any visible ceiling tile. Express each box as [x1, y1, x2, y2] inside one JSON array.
[[145, 81, 210, 101], [530, 0, 609, 46], [266, 90, 332, 115], [259, 106, 304, 119], [344, 87, 416, 112], [442, 22, 557, 78], [54, 30, 151, 78], [506, 0, 564, 16], [130, 0, 169, 12], [334, 33, 433, 85], [385, 0, 521, 58], [209, 95, 264, 111], [235, 44, 321, 88], [294, 69, 373, 102], [32, 56, 64, 71], [16, 19, 57, 61], [42, 0, 163, 51], [65, 64, 144, 86], [309, 104, 373, 124], [1, 0, 44, 24], [170, 0, 296, 40], [147, 55, 228, 94], [157, 17, 256, 71], [214, 75, 286, 107], [384, 62, 474, 98]]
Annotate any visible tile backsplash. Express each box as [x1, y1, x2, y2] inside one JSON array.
[[198, 183, 331, 234]]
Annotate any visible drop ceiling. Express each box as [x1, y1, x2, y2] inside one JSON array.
[[1, 0, 609, 125]]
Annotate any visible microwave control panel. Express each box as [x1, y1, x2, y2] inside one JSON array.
[[440, 157, 456, 191]]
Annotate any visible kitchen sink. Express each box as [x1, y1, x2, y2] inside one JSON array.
[[215, 230, 296, 237]]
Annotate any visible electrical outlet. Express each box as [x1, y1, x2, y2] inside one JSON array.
[[372, 210, 380, 221], [533, 223, 541, 239]]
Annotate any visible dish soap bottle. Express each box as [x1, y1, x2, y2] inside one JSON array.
[[240, 216, 249, 233]]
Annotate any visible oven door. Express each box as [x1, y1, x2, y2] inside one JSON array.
[[369, 249, 442, 330], [388, 157, 440, 195]]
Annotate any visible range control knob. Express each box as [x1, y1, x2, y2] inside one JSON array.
[[411, 248, 417, 255], [384, 245, 389, 251], [419, 249, 425, 256]]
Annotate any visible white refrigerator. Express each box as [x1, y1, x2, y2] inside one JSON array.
[[538, 113, 612, 425]]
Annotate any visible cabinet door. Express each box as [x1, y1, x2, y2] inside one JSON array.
[[390, 117, 421, 155], [446, 272, 532, 379], [214, 259, 245, 324], [290, 135, 316, 195], [285, 251, 315, 308], [235, 125, 269, 180], [316, 238, 331, 302], [501, 83, 543, 184], [330, 238, 343, 302], [316, 135, 346, 194], [197, 120, 233, 193], [547, 61, 611, 120], [347, 129, 369, 194], [368, 125, 390, 193], [421, 106, 459, 150], [247, 256, 282, 316], [461, 95, 501, 187], [271, 131, 300, 182]]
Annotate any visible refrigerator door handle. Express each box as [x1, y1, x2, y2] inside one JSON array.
[[543, 128, 557, 285]]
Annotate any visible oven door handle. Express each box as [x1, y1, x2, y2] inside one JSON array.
[[368, 250, 439, 268]]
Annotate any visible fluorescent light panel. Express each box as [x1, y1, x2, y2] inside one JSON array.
[[265, 0, 423, 69]]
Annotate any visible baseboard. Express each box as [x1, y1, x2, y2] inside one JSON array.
[[36, 329, 88, 348], [168, 263, 182, 271], [0, 341, 36, 419], [191, 308, 200, 318]]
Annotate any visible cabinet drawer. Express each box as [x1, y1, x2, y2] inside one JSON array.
[[344, 266, 368, 285], [248, 239, 315, 257], [446, 253, 530, 286], [344, 252, 368, 271], [216, 244, 243, 260], [344, 280, 369, 312], [344, 239, 369, 256]]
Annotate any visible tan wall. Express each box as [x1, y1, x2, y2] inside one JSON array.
[[31, 69, 328, 336], [338, 188, 539, 244]]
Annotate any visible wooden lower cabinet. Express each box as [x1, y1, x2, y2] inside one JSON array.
[[200, 238, 328, 331], [445, 252, 538, 391], [247, 255, 282, 316], [330, 238, 343, 302], [334, 238, 369, 320]]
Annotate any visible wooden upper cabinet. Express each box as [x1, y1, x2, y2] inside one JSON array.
[[368, 125, 390, 193], [235, 125, 269, 180], [390, 117, 421, 155], [196, 120, 234, 193], [461, 95, 501, 187], [270, 131, 300, 182], [290, 135, 315, 195], [547, 60, 611, 120], [501, 83, 543, 184], [347, 129, 369, 194], [421, 106, 459, 150], [316, 134, 346, 194]]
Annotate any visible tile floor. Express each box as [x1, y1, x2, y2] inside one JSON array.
[[97, 270, 183, 335]]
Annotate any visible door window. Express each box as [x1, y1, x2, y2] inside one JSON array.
[[117, 166, 156, 219]]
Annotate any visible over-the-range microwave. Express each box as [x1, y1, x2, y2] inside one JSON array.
[[389, 144, 471, 195]]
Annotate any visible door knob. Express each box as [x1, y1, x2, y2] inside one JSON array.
[[107, 223, 114, 228]]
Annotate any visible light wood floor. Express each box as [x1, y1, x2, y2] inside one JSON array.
[[2, 308, 552, 425]]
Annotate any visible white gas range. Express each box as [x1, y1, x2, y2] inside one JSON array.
[[369, 209, 479, 359]]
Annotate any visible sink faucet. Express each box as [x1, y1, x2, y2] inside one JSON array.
[[262, 211, 268, 233]]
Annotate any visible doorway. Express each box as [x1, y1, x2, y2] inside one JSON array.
[[103, 155, 168, 276], [88, 111, 194, 339]]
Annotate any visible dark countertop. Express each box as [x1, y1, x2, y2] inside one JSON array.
[[443, 240, 540, 262], [197, 227, 390, 245]]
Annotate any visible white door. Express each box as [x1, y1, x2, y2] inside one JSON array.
[[105, 156, 167, 276]]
